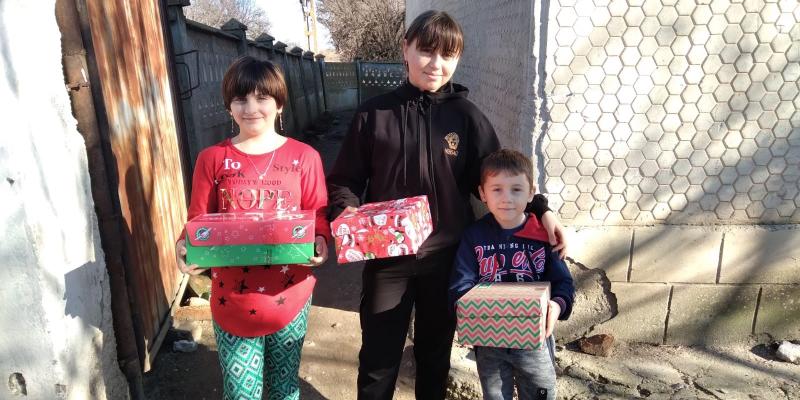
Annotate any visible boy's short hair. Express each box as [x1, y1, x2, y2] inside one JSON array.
[[480, 149, 536, 190], [221, 56, 287, 110], [404, 10, 464, 57]]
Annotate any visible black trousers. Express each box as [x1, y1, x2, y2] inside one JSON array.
[[357, 249, 457, 400]]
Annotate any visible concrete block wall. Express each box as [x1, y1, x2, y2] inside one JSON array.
[[565, 225, 800, 344], [321, 62, 359, 111]]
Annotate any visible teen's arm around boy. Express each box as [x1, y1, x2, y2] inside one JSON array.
[[542, 246, 575, 336], [447, 229, 481, 307]]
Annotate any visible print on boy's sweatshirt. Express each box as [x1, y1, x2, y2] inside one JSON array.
[[215, 157, 304, 212], [476, 243, 546, 282]]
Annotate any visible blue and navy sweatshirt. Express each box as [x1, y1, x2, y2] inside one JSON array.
[[449, 213, 575, 320]]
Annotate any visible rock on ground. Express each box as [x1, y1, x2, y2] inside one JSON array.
[[557, 259, 616, 343], [579, 333, 615, 357], [776, 341, 800, 364]]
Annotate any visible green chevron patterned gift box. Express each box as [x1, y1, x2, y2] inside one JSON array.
[[456, 282, 550, 350]]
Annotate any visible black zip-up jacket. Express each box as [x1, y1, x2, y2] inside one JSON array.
[[327, 81, 547, 259]]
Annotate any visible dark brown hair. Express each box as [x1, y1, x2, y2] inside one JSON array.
[[221, 56, 287, 110], [404, 10, 464, 57], [480, 149, 536, 191]]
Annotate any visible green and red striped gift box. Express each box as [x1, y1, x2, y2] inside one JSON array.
[[456, 282, 550, 350], [185, 211, 315, 267]]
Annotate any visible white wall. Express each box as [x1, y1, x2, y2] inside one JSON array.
[[0, 1, 129, 398]]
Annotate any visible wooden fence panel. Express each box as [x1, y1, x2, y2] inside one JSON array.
[[85, 0, 187, 372]]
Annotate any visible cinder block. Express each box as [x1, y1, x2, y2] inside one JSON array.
[[594, 282, 670, 344], [719, 228, 800, 284], [755, 285, 800, 340], [630, 227, 722, 283], [666, 285, 759, 345], [568, 227, 632, 281]]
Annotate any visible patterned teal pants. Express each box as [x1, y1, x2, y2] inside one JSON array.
[[213, 300, 310, 400]]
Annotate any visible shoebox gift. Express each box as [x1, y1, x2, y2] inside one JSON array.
[[185, 211, 315, 267], [456, 282, 550, 350], [331, 195, 433, 263]]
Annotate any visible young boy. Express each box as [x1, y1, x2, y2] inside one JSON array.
[[449, 149, 575, 400]]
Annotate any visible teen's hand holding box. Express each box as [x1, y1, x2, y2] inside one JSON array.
[[330, 195, 433, 263]]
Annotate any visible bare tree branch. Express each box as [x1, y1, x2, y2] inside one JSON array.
[[185, 0, 272, 39], [318, 0, 404, 61]]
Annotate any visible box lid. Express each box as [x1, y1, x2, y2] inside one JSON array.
[[185, 211, 314, 246], [456, 282, 550, 318], [331, 195, 430, 231]]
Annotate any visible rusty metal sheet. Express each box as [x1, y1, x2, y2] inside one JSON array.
[[85, 0, 187, 371]]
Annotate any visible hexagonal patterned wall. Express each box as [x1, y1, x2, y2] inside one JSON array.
[[544, 0, 800, 224]]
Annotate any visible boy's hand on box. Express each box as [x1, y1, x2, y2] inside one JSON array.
[[306, 235, 328, 267], [545, 300, 561, 338], [176, 239, 204, 276], [541, 211, 569, 259]]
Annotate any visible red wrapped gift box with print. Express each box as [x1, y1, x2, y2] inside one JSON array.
[[185, 211, 315, 267], [331, 195, 433, 264]]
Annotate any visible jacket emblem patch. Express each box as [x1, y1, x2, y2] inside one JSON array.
[[444, 132, 459, 157]]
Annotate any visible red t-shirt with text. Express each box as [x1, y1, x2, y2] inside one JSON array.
[[187, 138, 329, 337]]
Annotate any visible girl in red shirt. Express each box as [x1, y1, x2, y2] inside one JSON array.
[[176, 56, 330, 400]]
